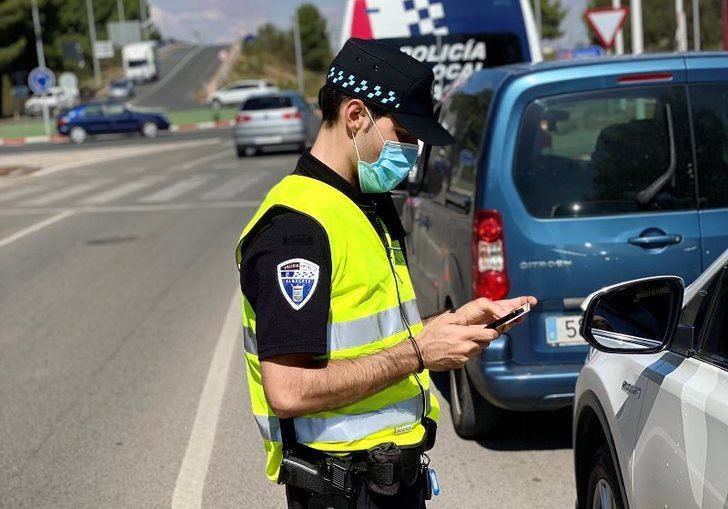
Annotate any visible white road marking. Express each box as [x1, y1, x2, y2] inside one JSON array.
[[0, 210, 74, 248], [138, 177, 209, 203], [81, 176, 165, 205], [0, 184, 51, 203], [0, 201, 261, 215], [176, 151, 231, 172], [133, 45, 206, 104], [200, 174, 266, 200], [21, 179, 110, 206], [171, 290, 241, 509]]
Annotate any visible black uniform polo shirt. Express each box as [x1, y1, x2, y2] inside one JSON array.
[[239, 151, 407, 360]]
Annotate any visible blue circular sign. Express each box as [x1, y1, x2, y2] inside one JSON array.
[[28, 67, 56, 94]]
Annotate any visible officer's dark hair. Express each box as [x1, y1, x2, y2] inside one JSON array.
[[318, 84, 387, 128]]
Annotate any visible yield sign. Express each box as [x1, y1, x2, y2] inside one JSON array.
[[584, 7, 629, 49]]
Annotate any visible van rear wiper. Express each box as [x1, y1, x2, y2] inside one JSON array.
[[636, 103, 676, 205]]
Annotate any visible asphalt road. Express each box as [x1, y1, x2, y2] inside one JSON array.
[[131, 44, 225, 110], [0, 138, 575, 508]]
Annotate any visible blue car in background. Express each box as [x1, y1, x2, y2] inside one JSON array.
[[57, 102, 170, 143], [403, 53, 728, 438]]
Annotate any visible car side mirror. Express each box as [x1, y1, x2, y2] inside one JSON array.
[[580, 276, 684, 354]]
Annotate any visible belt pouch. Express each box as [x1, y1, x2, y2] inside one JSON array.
[[365, 442, 402, 496]]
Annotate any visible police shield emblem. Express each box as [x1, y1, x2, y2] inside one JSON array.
[[277, 258, 320, 310]]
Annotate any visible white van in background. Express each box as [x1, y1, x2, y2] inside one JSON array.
[[122, 42, 158, 83]]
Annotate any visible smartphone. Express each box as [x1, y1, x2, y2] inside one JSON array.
[[485, 302, 531, 330]]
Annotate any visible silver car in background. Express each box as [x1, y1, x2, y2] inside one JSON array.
[[233, 92, 320, 158]]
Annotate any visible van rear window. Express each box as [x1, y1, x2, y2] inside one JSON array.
[[514, 86, 695, 218], [242, 96, 292, 110]]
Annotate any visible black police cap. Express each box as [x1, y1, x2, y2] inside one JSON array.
[[327, 38, 454, 146]]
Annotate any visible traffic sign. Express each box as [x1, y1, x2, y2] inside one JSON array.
[[28, 67, 55, 94], [59, 72, 78, 90], [584, 7, 629, 49], [94, 40, 115, 59]]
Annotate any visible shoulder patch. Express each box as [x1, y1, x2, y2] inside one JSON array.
[[277, 258, 320, 310]]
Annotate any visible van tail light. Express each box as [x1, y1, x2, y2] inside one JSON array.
[[282, 110, 302, 120], [236, 113, 252, 124], [472, 210, 509, 300]]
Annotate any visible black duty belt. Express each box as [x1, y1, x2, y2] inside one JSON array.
[[279, 442, 424, 499]]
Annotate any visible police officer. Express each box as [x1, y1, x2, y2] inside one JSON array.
[[236, 38, 536, 508]]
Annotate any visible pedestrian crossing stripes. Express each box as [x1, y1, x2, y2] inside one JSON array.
[[0, 173, 276, 210], [22, 180, 112, 206], [81, 177, 164, 205]]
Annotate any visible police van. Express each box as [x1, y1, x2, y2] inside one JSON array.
[[340, 0, 542, 99], [402, 53, 728, 438]]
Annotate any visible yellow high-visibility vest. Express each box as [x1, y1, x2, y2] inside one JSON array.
[[236, 175, 439, 482]]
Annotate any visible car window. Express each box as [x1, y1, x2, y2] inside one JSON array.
[[697, 268, 728, 367], [234, 84, 256, 90], [242, 96, 292, 110], [82, 105, 102, 117], [447, 90, 493, 198], [689, 84, 728, 210], [514, 86, 695, 218], [102, 104, 125, 116]]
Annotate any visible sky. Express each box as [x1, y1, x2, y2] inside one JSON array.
[[148, 0, 590, 49]]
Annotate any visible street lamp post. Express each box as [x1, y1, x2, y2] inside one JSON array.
[[117, 0, 125, 21], [85, 0, 102, 86], [630, 0, 644, 54], [30, 0, 51, 135], [612, 0, 624, 55], [692, 0, 701, 51], [293, 6, 305, 96], [675, 0, 688, 51]]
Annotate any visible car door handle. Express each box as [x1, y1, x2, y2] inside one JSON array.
[[628, 234, 682, 248]]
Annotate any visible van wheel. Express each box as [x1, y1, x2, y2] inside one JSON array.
[[141, 122, 159, 138], [449, 366, 504, 439], [585, 445, 624, 509], [69, 126, 87, 144]]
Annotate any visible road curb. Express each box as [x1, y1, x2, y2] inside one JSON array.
[[0, 120, 235, 146]]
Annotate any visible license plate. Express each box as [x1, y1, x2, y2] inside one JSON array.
[[546, 316, 587, 346], [254, 135, 283, 145]]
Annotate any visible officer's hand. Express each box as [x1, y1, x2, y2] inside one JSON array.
[[456, 295, 537, 333], [415, 311, 499, 372]]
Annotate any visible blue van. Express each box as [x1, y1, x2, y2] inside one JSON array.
[[402, 53, 728, 437]]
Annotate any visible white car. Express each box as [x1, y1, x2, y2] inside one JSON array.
[[206, 80, 278, 108], [24, 87, 77, 116], [573, 248, 728, 509]]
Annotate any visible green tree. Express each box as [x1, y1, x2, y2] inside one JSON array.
[[586, 0, 722, 51], [540, 0, 566, 40], [296, 3, 332, 72]]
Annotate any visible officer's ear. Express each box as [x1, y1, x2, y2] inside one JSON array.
[[342, 98, 366, 136]]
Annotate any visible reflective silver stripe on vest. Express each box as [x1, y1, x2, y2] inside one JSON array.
[[255, 414, 282, 442], [243, 326, 257, 355], [254, 390, 430, 443], [243, 300, 421, 355], [327, 299, 421, 352]]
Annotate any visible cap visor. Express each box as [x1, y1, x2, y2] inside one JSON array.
[[393, 112, 455, 146]]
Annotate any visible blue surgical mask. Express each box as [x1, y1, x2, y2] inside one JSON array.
[[352, 107, 419, 194]]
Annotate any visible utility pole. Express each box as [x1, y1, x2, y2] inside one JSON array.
[[533, 0, 542, 45], [117, 0, 125, 21], [85, 0, 101, 86], [630, 0, 644, 54], [724, 0, 728, 50], [139, 0, 147, 40], [675, 0, 688, 51], [612, 0, 624, 55], [293, 6, 305, 96], [692, 0, 700, 51], [30, 0, 51, 135]]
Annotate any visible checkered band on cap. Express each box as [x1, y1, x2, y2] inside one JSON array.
[[327, 66, 401, 110]]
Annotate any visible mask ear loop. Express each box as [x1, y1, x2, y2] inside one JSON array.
[[364, 106, 386, 145], [350, 128, 363, 161]]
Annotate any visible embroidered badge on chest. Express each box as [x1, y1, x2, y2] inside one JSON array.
[[277, 258, 320, 310]]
